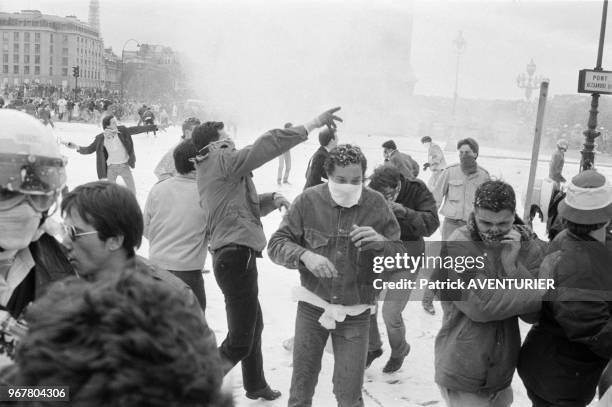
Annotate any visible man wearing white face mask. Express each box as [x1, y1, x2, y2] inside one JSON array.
[[268, 144, 405, 407], [191, 108, 342, 402], [0, 110, 74, 320]]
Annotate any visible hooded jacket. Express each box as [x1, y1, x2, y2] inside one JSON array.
[[518, 231, 612, 406], [435, 217, 546, 394]]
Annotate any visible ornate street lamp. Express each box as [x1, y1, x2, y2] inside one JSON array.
[[516, 59, 546, 101], [120, 38, 140, 102]]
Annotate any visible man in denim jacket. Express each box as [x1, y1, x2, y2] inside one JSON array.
[[268, 144, 404, 407]]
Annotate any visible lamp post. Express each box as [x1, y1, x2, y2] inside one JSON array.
[[580, 0, 608, 171], [516, 59, 546, 101], [120, 38, 140, 102], [445, 31, 466, 151]]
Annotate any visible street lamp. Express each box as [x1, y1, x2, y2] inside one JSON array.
[[445, 31, 466, 151], [580, 0, 608, 171], [516, 59, 546, 101], [451, 31, 467, 117], [120, 38, 140, 102]]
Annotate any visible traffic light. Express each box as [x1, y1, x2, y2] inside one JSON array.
[[72, 66, 80, 78]]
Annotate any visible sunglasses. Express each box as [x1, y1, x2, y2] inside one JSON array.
[[61, 223, 98, 241], [0, 189, 58, 213]]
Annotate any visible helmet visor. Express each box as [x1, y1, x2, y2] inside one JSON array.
[[0, 153, 66, 196], [0, 189, 58, 212]]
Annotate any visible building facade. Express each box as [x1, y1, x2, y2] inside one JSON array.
[[103, 47, 121, 91], [0, 10, 104, 91]]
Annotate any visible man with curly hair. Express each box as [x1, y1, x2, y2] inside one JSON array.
[[5, 271, 231, 407], [269, 144, 404, 407]]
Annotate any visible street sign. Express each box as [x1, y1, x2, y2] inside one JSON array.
[[578, 69, 612, 94]]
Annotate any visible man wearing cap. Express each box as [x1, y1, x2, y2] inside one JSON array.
[[549, 139, 568, 189], [421, 136, 447, 190], [425, 137, 489, 315], [382, 140, 419, 180], [304, 127, 338, 190], [518, 170, 612, 407]]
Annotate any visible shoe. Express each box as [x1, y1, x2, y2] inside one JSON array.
[[422, 301, 436, 315], [365, 348, 383, 368], [383, 345, 410, 373], [283, 180, 291, 185], [245, 386, 282, 401]]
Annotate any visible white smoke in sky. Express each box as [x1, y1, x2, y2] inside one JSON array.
[[171, 1, 414, 132]]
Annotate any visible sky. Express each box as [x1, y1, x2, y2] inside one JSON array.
[[1, 0, 610, 122]]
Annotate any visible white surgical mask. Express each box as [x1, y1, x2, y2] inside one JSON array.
[[328, 180, 362, 208], [0, 203, 42, 251]]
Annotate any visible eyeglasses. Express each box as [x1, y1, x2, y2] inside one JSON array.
[[0, 189, 58, 213], [61, 223, 98, 241]]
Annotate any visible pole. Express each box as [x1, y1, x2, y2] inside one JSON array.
[[523, 81, 549, 224], [120, 49, 124, 102], [581, 0, 608, 171]]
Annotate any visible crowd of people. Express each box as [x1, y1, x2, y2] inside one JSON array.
[[0, 104, 611, 407]]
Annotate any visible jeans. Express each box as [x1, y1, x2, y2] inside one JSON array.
[[289, 301, 369, 407], [106, 163, 136, 194], [368, 269, 413, 357], [423, 218, 466, 304], [212, 245, 267, 392], [168, 269, 206, 312], [277, 151, 291, 183], [439, 385, 513, 407]]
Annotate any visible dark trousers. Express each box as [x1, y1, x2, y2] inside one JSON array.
[[168, 269, 206, 312], [213, 245, 267, 393], [289, 301, 369, 407]]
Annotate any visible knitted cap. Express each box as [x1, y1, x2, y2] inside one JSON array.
[[558, 170, 612, 224]]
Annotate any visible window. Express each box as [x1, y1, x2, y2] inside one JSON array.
[[24, 32, 30, 42], [62, 67, 68, 76], [13, 65, 18, 74], [50, 45, 53, 54], [49, 55, 53, 65], [2, 43, 7, 52], [2, 54, 6, 63], [34, 32, 40, 43], [62, 35, 67, 43], [13, 32, 18, 41], [62, 57, 68, 66], [34, 55, 39, 64], [34, 66, 39, 75], [13, 54, 18, 63], [62, 47, 68, 56], [2, 32, 8, 41], [50, 33, 53, 43], [49, 66, 52, 76], [24, 44, 29, 54], [24, 55, 29, 64], [23, 66, 29, 74], [2, 65, 7, 74], [13, 43, 18, 52], [34, 44, 40, 54]]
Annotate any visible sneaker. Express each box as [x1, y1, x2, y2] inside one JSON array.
[[245, 386, 282, 401], [365, 348, 383, 368], [383, 345, 410, 373], [422, 301, 436, 315]]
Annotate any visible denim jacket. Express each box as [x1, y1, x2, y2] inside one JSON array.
[[268, 184, 403, 305]]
